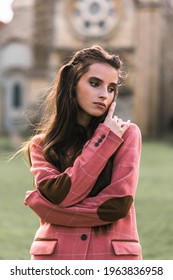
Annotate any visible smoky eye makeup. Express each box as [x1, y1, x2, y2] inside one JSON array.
[[107, 82, 117, 94], [89, 77, 100, 87], [88, 76, 118, 92], [108, 87, 115, 93]]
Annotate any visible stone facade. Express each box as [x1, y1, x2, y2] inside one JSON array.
[[0, 0, 173, 136], [134, 0, 163, 136]]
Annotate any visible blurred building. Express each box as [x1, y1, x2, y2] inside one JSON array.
[[0, 0, 173, 137]]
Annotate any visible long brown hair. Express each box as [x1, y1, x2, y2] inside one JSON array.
[[36, 46, 124, 171]]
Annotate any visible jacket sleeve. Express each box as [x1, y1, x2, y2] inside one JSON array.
[[25, 123, 142, 227], [29, 123, 123, 207]]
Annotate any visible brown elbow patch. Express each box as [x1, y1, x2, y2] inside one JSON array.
[[39, 174, 71, 204], [97, 196, 133, 222]]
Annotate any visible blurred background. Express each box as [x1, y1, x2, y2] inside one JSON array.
[[0, 0, 173, 259]]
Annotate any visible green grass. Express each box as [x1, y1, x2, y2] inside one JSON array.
[[0, 138, 173, 259], [0, 150, 38, 260], [136, 140, 173, 260]]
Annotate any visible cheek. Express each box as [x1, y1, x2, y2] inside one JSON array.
[[76, 85, 83, 103], [76, 83, 90, 103], [108, 94, 114, 105], [76, 90, 87, 108]]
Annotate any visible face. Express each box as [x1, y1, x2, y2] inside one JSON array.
[[76, 62, 119, 127]]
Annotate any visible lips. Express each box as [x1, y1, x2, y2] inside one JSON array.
[[93, 102, 106, 108]]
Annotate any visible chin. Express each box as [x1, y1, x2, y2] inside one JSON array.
[[91, 112, 105, 118], [90, 111, 107, 120]]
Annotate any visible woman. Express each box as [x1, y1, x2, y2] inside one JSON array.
[[24, 45, 142, 260]]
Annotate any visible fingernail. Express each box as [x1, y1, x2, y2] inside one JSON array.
[[127, 120, 131, 123]]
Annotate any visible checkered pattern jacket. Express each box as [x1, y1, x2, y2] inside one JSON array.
[[24, 123, 142, 260]]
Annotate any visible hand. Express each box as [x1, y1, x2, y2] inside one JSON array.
[[103, 102, 131, 138]]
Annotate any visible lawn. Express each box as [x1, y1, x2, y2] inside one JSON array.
[[0, 150, 38, 260], [136, 140, 173, 260], [0, 138, 173, 259]]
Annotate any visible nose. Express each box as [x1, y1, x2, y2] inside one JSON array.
[[98, 87, 108, 99]]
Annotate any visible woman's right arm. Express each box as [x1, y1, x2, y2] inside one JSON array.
[[30, 122, 124, 208], [24, 189, 110, 227]]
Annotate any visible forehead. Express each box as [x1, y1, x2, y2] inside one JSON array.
[[85, 63, 119, 82]]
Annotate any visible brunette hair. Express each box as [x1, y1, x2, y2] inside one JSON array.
[[34, 45, 124, 172]]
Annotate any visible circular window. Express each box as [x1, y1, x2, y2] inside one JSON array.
[[67, 0, 122, 38]]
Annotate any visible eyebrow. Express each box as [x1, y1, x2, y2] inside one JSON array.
[[89, 76, 118, 87]]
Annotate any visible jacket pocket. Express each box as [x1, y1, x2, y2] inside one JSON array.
[[111, 240, 142, 256], [30, 240, 57, 256]]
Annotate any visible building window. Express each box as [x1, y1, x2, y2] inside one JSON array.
[[89, 2, 100, 14], [12, 83, 22, 108], [67, 0, 122, 37]]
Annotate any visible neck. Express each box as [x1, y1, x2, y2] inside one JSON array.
[[77, 109, 91, 128]]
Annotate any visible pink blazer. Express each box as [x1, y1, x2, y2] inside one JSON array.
[[24, 123, 142, 260]]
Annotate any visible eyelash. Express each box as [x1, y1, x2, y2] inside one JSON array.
[[108, 87, 115, 93], [90, 81, 115, 93], [90, 81, 98, 87]]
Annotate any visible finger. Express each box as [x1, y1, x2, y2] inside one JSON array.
[[122, 121, 131, 130], [107, 101, 116, 118], [121, 119, 130, 125], [113, 115, 118, 121], [117, 118, 123, 124]]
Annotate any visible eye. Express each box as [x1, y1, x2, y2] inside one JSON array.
[[108, 87, 116, 93], [90, 80, 99, 87]]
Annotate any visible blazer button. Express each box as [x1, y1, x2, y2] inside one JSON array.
[[81, 234, 87, 241], [101, 134, 106, 139], [94, 142, 99, 147]]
